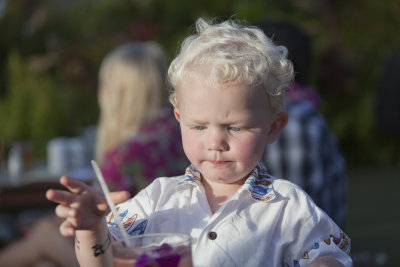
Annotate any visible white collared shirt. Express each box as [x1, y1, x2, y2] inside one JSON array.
[[107, 163, 352, 267]]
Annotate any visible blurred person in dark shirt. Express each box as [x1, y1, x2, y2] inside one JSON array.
[[258, 20, 347, 228]]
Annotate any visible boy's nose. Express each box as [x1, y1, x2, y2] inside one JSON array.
[[207, 130, 229, 151]]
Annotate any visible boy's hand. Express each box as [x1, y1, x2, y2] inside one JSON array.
[[46, 176, 130, 237], [305, 256, 345, 267]]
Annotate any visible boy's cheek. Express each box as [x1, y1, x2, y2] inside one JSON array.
[[181, 133, 201, 156], [236, 139, 264, 159], [181, 131, 194, 150]]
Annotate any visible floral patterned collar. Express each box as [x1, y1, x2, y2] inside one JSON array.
[[177, 162, 276, 202]]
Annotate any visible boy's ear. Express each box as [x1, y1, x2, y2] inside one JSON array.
[[174, 108, 181, 121], [266, 111, 288, 144]]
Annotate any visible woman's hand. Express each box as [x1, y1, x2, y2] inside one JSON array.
[[46, 176, 130, 237]]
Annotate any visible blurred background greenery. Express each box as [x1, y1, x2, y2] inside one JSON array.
[[0, 0, 399, 264], [0, 0, 399, 165]]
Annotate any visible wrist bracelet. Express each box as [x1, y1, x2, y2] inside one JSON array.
[[92, 232, 111, 257]]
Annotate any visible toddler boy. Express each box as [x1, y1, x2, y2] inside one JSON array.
[[47, 18, 352, 266]]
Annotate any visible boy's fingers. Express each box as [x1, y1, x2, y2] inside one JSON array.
[[55, 204, 73, 218], [95, 201, 109, 214], [46, 189, 77, 205], [110, 191, 131, 205], [91, 191, 130, 214], [59, 220, 75, 237], [59, 176, 89, 194], [93, 191, 130, 214]]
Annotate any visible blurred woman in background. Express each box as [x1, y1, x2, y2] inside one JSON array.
[[0, 41, 188, 267], [96, 41, 188, 193]]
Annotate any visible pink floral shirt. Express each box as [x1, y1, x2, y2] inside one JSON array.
[[101, 111, 189, 194]]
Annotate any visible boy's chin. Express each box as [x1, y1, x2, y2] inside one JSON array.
[[201, 170, 248, 185]]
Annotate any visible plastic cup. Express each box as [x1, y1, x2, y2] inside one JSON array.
[[112, 233, 192, 267]]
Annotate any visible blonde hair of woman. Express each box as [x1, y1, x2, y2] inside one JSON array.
[[96, 42, 169, 164]]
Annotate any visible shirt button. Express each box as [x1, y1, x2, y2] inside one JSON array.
[[207, 231, 217, 240]]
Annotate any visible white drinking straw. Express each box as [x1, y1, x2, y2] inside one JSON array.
[[91, 160, 131, 246]]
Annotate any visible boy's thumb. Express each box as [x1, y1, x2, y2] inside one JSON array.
[[110, 191, 131, 205]]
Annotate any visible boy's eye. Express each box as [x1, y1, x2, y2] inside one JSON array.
[[229, 126, 241, 132], [194, 126, 206, 131]]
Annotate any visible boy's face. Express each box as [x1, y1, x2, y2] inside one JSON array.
[[174, 76, 287, 186]]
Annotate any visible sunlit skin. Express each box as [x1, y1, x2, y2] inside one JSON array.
[[174, 75, 287, 212]]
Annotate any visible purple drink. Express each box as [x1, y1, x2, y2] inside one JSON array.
[[112, 233, 192, 267]]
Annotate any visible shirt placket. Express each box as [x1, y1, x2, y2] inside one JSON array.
[[192, 188, 247, 266]]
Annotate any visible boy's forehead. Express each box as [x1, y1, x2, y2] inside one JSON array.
[[176, 77, 272, 112], [177, 75, 265, 96]]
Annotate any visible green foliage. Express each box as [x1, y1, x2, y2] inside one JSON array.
[[0, 51, 31, 142], [0, 0, 399, 164], [0, 50, 97, 156]]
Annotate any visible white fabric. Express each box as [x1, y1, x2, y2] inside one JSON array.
[[107, 163, 352, 267]]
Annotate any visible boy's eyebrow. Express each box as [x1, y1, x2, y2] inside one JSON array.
[[182, 117, 252, 125], [184, 118, 207, 124]]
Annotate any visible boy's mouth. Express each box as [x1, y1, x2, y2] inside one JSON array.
[[208, 160, 231, 166]]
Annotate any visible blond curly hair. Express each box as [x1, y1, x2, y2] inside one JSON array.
[[168, 18, 294, 114]]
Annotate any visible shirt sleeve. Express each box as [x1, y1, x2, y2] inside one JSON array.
[[292, 220, 352, 266], [281, 183, 352, 267]]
